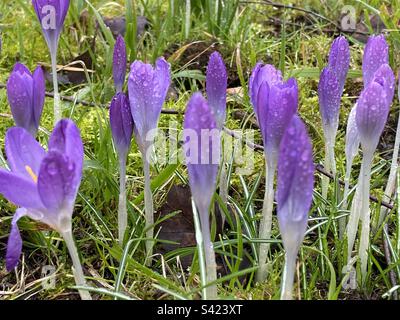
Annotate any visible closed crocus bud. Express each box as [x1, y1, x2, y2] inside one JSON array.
[[345, 105, 360, 164], [110, 93, 133, 157], [6, 63, 45, 136], [184, 93, 220, 212], [261, 78, 298, 163], [249, 63, 283, 122], [32, 0, 70, 51], [206, 51, 227, 129], [277, 115, 314, 253], [356, 66, 395, 153], [328, 36, 350, 95], [128, 57, 171, 151], [318, 67, 341, 139], [113, 35, 127, 93], [362, 35, 389, 87]]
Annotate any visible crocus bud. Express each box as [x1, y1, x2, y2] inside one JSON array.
[[362, 35, 389, 87], [183, 93, 220, 212], [110, 92, 133, 157], [113, 35, 127, 93], [277, 115, 314, 253], [356, 65, 395, 153], [6, 63, 45, 136], [261, 78, 298, 163], [128, 57, 171, 151], [318, 67, 341, 140], [345, 105, 360, 164], [32, 0, 70, 51], [206, 51, 227, 129], [328, 36, 350, 95], [249, 63, 283, 122]]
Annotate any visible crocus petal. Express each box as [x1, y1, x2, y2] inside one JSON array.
[[5, 127, 46, 179], [345, 105, 360, 163], [370, 64, 395, 107], [183, 93, 220, 212], [277, 115, 314, 252], [32, 0, 70, 50], [362, 35, 389, 87], [113, 35, 127, 93], [6, 208, 28, 271], [32, 66, 45, 134], [7, 63, 34, 132], [37, 150, 81, 214], [48, 119, 84, 180], [256, 81, 269, 139], [328, 36, 350, 95], [356, 81, 389, 152], [318, 67, 341, 134], [0, 170, 43, 209], [110, 92, 133, 156], [249, 63, 283, 120], [128, 57, 171, 148], [264, 78, 298, 161], [206, 51, 227, 129]]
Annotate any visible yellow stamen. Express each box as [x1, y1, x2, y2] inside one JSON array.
[[25, 165, 38, 183]]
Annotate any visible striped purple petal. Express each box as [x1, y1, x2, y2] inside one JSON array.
[[362, 35, 389, 87]]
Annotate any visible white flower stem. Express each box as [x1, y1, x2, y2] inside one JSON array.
[[143, 156, 154, 264], [198, 204, 218, 300], [256, 159, 276, 282], [280, 250, 297, 300], [359, 152, 373, 284], [61, 230, 92, 300], [378, 112, 400, 227], [118, 155, 128, 246], [50, 48, 61, 125], [346, 179, 361, 265], [340, 162, 352, 239]]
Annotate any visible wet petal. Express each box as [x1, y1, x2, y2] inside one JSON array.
[[110, 92, 133, 156], [6, 208, 28, 271], [345, 104, 360, 163], [5, 127, 46, 179], [362, 35, 389, 87], [113, 35, 127, 93], [328, 36, 350, 95], [32, 66, 45, 135], [206, 51, 227, 129]]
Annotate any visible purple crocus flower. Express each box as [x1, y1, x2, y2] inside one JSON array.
[[32, 0, 70, 52], [327, 36, 350, 96], [362, 35, 389, 87], [277, 114, 314, 299], [6, 63, 45, 136], [128, 57, 171, 151], [113, 35, 127, 93], [356, 64, 395, 153], [206, 51, 227, 129], [110, 93, 133, 157], [184, 92, 220, 212], [0, 119, 83, 270]]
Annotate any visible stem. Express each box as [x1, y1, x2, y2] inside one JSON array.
[[199, 205, 218, 300], [340, 162, 352, 239], [378, 112, 400, 227], [143, 156, 154, 264], [61, 230, 92, 300], [359, 153, 372, 285], [118, 155, 127, 246], [219, 161, 228, 227], [256, 159, 276, 282], [50, 47, 61, 125], [280, 250, 297, 300]]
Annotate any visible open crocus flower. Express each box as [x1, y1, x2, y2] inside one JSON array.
[[1, 119, 83, 269], [6, 63, 45, 136], [113, 35, 127, 93], [206, 51, 227, 130], [362, 35, 389, 87], [277, 114, 314, 300]]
